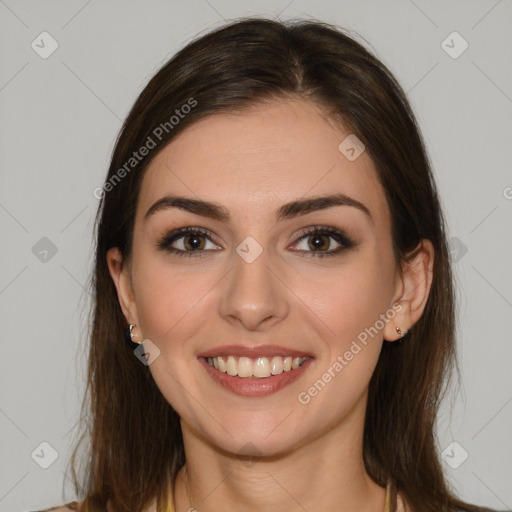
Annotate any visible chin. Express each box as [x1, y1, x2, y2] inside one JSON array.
[[219, 435, 296, 460], [196, 418, 302, 459]]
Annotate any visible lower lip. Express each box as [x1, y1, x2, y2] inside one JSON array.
[[198, 357, 314, 397]]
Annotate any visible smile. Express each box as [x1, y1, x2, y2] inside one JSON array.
[[206, 355, 309, 379], [199, 354, 313, 397]]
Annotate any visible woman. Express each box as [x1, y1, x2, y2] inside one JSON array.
[[37, 17, 506, 512]]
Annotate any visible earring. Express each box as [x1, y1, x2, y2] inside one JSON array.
[[395, 326, 409, 342], [125, 324, 142, 346]]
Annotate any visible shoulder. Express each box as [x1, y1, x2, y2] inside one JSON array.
[[30, 502, 81, 512], [448, 507, 510, 512], [398, 492, 509, 512], [432, 506, 511, 512], [459, 507, 512, 512]]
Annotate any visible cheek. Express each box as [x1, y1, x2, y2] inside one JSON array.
[[293, 256, 393, 417], [294, 249, 395, 402], [130, 249, 214, 349], [131, 239, 395, 355], [296, 251, 393, 348]]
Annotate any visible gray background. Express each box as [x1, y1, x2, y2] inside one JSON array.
[[1, 1, 511, 511]]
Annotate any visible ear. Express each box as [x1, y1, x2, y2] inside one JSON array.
[[106, 247, 139, 328], [383, 239, 434, 342]]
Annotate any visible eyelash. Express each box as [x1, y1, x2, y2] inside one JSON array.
[[157, 225, 356, 259]]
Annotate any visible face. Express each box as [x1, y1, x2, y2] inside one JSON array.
[[109, 98, 408, 457]]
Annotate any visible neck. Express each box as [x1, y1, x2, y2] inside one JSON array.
[[172, 409, 386, 512]]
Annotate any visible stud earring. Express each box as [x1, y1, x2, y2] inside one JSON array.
[[125, 324, 142, 346], [395, 326, 409, 342]]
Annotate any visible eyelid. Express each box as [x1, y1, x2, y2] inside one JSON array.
[[288, 225, 355, 256], [157, 225, 355, 257], [292, 225, 353, 244], [156, 226, 222, 253]]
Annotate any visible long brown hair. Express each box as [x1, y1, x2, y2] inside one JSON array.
[[67, 17, 490, 512]]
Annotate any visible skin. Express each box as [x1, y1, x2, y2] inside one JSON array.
[[108, 98, 433, 512]]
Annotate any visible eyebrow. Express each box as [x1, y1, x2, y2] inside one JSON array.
[[144, 193, 373, 224]]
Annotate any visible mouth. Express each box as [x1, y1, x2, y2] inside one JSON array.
[[197, 346, 314, 397], [204, 355, 310, 378]]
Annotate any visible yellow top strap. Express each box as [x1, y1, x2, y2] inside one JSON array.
[[385, 476, 397, 512], [167, 476, 396, 511]]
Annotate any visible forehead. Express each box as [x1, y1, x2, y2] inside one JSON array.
[[137, 99, 390, 230]]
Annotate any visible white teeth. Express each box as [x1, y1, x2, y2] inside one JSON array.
[[226, 355, 237, 376], [270, 356, 283, 375], [217, 356, 227, 372], [237, 357, 253, 378], [253, 357, 270, 378], [206, 355, 308, 378]]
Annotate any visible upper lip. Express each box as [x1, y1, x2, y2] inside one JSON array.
[[197, 344, 314, 359]]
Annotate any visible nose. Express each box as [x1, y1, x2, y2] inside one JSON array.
[[219, 245, 289, 331]]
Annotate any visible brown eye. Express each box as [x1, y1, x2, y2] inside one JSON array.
[[290, 226, 356, 258], [307, 233, 331, 252], [157, 227, 221, 257], [182, 233, 206, 251]]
